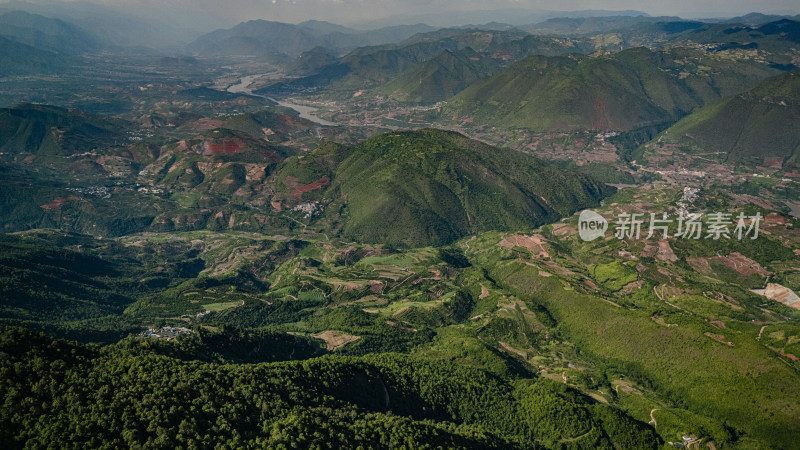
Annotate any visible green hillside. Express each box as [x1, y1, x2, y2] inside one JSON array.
[[378, 49, 500, 104], [274, 129, 612, 246], [0, 36, 68, 76], [0, 103, 127, 156], [442, 47, 783, 132], [0, 237, 136, 322], [654, 70, 800, 167], [221, 109, 318, 144], [2, 182, 800, 446], [0, 325, 659, 449], [288, 46, 339, 76], [260, 30, 593, 97], [0, 11, 100, 54], [377, 34, 599, 104], [259, 40, 468, 95]]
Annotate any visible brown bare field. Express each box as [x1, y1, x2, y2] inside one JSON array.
[[499, 234, 549, 258], [283, 175, 330, 199], [191, 118, 224, 130], [656, 240, 678, 263], [687, 257, 714, 275], [203, 139, 248, 156], [314, 330, 360, 351], [40, 195, 80, 211], [751, 283, 800, 310], [719, 252, 770, 277]]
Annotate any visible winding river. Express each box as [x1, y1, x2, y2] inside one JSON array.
[[227, 74, 336, 126]]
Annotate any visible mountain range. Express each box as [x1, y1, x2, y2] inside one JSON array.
[[2, 6, 800, 449], [442, 46, 786, 132], [654, 70, 800, 167], [186, 20, 437, 58]]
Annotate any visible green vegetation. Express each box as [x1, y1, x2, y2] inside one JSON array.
[[2, 14, 800, 449], [592, 261, 637, 291], [0, 325, 659, 449], [443, 47, 783, 132], [0, 103, 128, 156], [379, 49, 499, 104], [261, 29, 593, 99], [2, 195, 799, 446], [275, 129, 612, 246], [655, 70, 800, 167]]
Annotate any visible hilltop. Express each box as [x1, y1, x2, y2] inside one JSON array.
[[273, 129, 612, 246]]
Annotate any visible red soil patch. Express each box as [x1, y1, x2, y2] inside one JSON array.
[[203, 139, 247, 155], [719, 252, 770, 277], [499, 234, 549, 258], [688, 253, 770, 278], [286, 176, 329, 200], [40, 195, 79, 210], [781, 351, 799, 361], [551, 223, 577, 238], [765, 212, 785, 225], [283, 175, 301, 191], [686, 257, 714, 275], [191, 118, 224, 130], [640, 243, 657, 258], [656, 240, 678, 263]]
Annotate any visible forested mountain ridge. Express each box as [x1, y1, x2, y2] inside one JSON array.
[[272, 129, 612, 246], [0, 325, 660, 449]]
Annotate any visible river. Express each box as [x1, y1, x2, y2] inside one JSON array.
[[227, 74, 336, 126]]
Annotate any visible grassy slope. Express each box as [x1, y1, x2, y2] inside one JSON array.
[[443, 47, 782, 132], [0, 104, 126, 156], [378, 49, 499, 104], [492, 260, 800, 447], [275, 129, 612, 246], [656, 70, 800, 165]]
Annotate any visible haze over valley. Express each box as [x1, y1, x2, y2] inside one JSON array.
[[1, 1, 800, 448]]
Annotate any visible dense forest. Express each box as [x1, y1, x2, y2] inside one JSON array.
[[0, 326, 659, 449]]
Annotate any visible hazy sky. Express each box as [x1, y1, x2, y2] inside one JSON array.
[[3, 0, 799, 26]]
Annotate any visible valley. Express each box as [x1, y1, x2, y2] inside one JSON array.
[[1, 4, 800, 449]]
